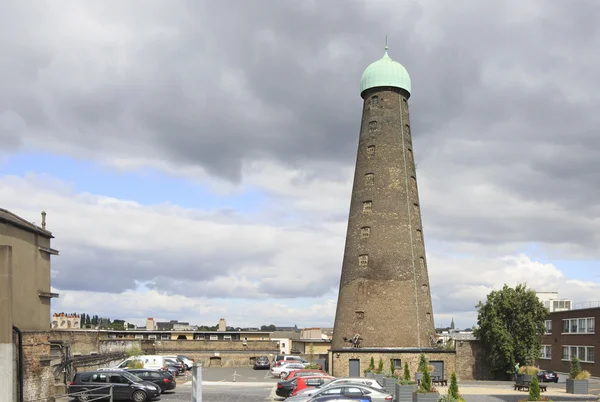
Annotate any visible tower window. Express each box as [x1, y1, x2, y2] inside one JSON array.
[[405, 124, 411, 136], [371, 96, 378, 105], [369, 121, 377, 132], [360, 227, 371, 238], [426, 312, 431, 321], [365, 173, 374, 186], [358, 254, 369, 266], [362, 201, 372, 213], [422, 284, 428, 292], [413, 203, 420, 214], [416, 229, 422, 241], [407, 148, 413, 162], [367, 145, 375, 155], [419, 257, 425, 270], [355, 311, 365, 320]]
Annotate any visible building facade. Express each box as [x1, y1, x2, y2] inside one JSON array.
[[537, 306, 599, 377], [332, 47, 436, 352]]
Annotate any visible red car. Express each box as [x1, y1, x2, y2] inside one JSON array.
[[292, 375, 335, 396], [283, 369, 328, 380]]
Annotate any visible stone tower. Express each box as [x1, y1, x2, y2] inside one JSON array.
[[332, 46, 435, 349]]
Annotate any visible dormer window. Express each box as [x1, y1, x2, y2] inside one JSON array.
[[371, 96, 379, 105]]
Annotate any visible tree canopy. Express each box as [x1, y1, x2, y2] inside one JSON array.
[[474, 283, 547, 377]]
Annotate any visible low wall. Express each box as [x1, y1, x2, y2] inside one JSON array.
[[21, 331, 54, 402]]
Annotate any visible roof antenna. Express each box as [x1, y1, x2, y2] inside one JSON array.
[[385, 34, 388, 52]]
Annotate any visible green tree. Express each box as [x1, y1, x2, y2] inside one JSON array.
[[403, 362, 411, 381], [368, 357, 375, 372], [109, 319, 126, 330], [417, 353, 428, 373], [448, 372, 460, 399], [390, 360, 396, 377], [377, 357, 384, 374], [528, 375, 541, 401], [474, 283, 547, 378], [308, 344, 315, 363], [569, 356, 581, 379]]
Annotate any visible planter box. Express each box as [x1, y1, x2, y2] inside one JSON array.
[[566, 378, 589, 394], [516, 374, 531, 385], [365, 372, 375, 378], [412, 391, 439, 402], [374, 373, 385, 384], [396, 384, 416, 402]]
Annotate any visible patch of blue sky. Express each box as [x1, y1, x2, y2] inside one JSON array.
[[517, 243, 599, 281], [1, 152, 266, 213]]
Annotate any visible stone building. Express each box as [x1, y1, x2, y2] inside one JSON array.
[[332, 45, 435, 351], [0, 208, 59, 401]]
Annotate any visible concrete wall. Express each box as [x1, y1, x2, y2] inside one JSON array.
[[455, 340, 493, 380], [0, 220, 54, 331]]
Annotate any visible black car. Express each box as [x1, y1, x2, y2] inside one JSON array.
[[276, 377, 298, 397], [69, 370, 161, 401], [537, 370, 559, 383], [126, 368, 176, 393], [253, 356, 271, 370]]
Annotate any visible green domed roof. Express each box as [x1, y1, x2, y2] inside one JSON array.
[[360, 46, 411, 97]]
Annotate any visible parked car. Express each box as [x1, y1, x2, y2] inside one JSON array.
[[116, 355, 167, 370], [283, 369, 328, 380], [177, 355, 194, 370], [294, 378, 383, 397], [273, 355, 309, 366], [68, 369, 161, 401], [276, 375, 334, 398], [164, 357, 185, 373], [537, 370, 559, 383], [286, 384, 392, 402], [291, 376, 335, 396], [272, 362, 307, 378], [253, 356, 271, 370], [309, 395, 372, 402], [125, 368, 176, 393]]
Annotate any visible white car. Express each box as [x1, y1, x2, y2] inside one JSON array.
[[271, 362, 306, 378], [294, 377, 383, 396]]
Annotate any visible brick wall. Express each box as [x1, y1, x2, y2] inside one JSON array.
[[49, 330, 100, 354], [22, 331, 54, 402], [154, 339, 277, 352], [455, 340, 493, 380]]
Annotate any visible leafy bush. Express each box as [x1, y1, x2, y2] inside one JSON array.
[[574, 370, 591, 380], [518, 366, 540, 375], [390, 360, 396, 377], [377, 358, 384, 374], [369, 357, 376, 372], [403, 362, 411, 381], [570, 356, 582, 379], [304, 363, 321, 370], [438, 395, 459, 402], [528, 376, 541, 401], [448, 372, 460, 400], [418, 353, 428, 373]]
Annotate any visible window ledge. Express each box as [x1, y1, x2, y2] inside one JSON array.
[[38, 290, 59, 298]]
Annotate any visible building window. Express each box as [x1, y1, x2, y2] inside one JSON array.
[[407, 148, 413, 161], [134, 335, 144, 339], [358, 254, 369, 266], [360, 227, 371, 238], [356, 311, 365, 320], [363, 201, 372, 213], [224, 335, 232, 340], [540, 345, 552, 359], [148, 335, 157, 340], [544, 320, 552, 334], [161, 334, 170, 340], [416, 229, 422, 241], [562, 345, 595, 362], [413, 203, 420, 214], [209, 335, 218, 341], [419, 257, 425, 270], [562, 317, 595, 334], [410, 176, 417, 190], [365, 173, 374, 186], [369, 121, 377, 132], [367, 145, 375, 155], [405, 124, 411, 136], [372, 96, 379, 105]]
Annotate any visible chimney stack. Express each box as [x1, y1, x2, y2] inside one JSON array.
[[41, 211, 47, 230]]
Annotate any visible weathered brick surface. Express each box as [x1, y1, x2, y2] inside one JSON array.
[[332, 87, 435, 349], [22, 331, 54, 402], [455, 340, 493, 380]]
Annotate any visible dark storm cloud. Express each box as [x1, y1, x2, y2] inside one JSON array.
[[3, 0, 600, 256]]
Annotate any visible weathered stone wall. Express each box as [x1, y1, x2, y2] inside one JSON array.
[[50, 330, 101, 354], [99, 339, 141, 354], [22, 331, 54, 402], [455, 340, 493, 380], [154, 339, 277, 352], [330, 349, 456, 379]]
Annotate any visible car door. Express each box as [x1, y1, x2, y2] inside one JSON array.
[[89, 373, 109, 398], [108, 373, 131, 400]]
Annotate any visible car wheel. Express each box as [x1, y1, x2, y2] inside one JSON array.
[[132, 390, 147, 402], [76, 389, 91, 402]]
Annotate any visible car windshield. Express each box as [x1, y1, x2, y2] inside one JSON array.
[[317, 378, 335, 388], [122, 371, 143, 382]]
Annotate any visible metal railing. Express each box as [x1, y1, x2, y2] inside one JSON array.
[[33, 384, 114, 402], [573, 301, 600, 310]]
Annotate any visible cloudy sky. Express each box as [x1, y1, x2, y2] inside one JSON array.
[[2, 0, 600, 330]]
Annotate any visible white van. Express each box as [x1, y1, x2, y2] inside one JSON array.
[[116, 355, 167, 370]]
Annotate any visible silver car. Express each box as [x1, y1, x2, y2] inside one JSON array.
[[295, 377, 384, 397], [287, 384, 393, 402]]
